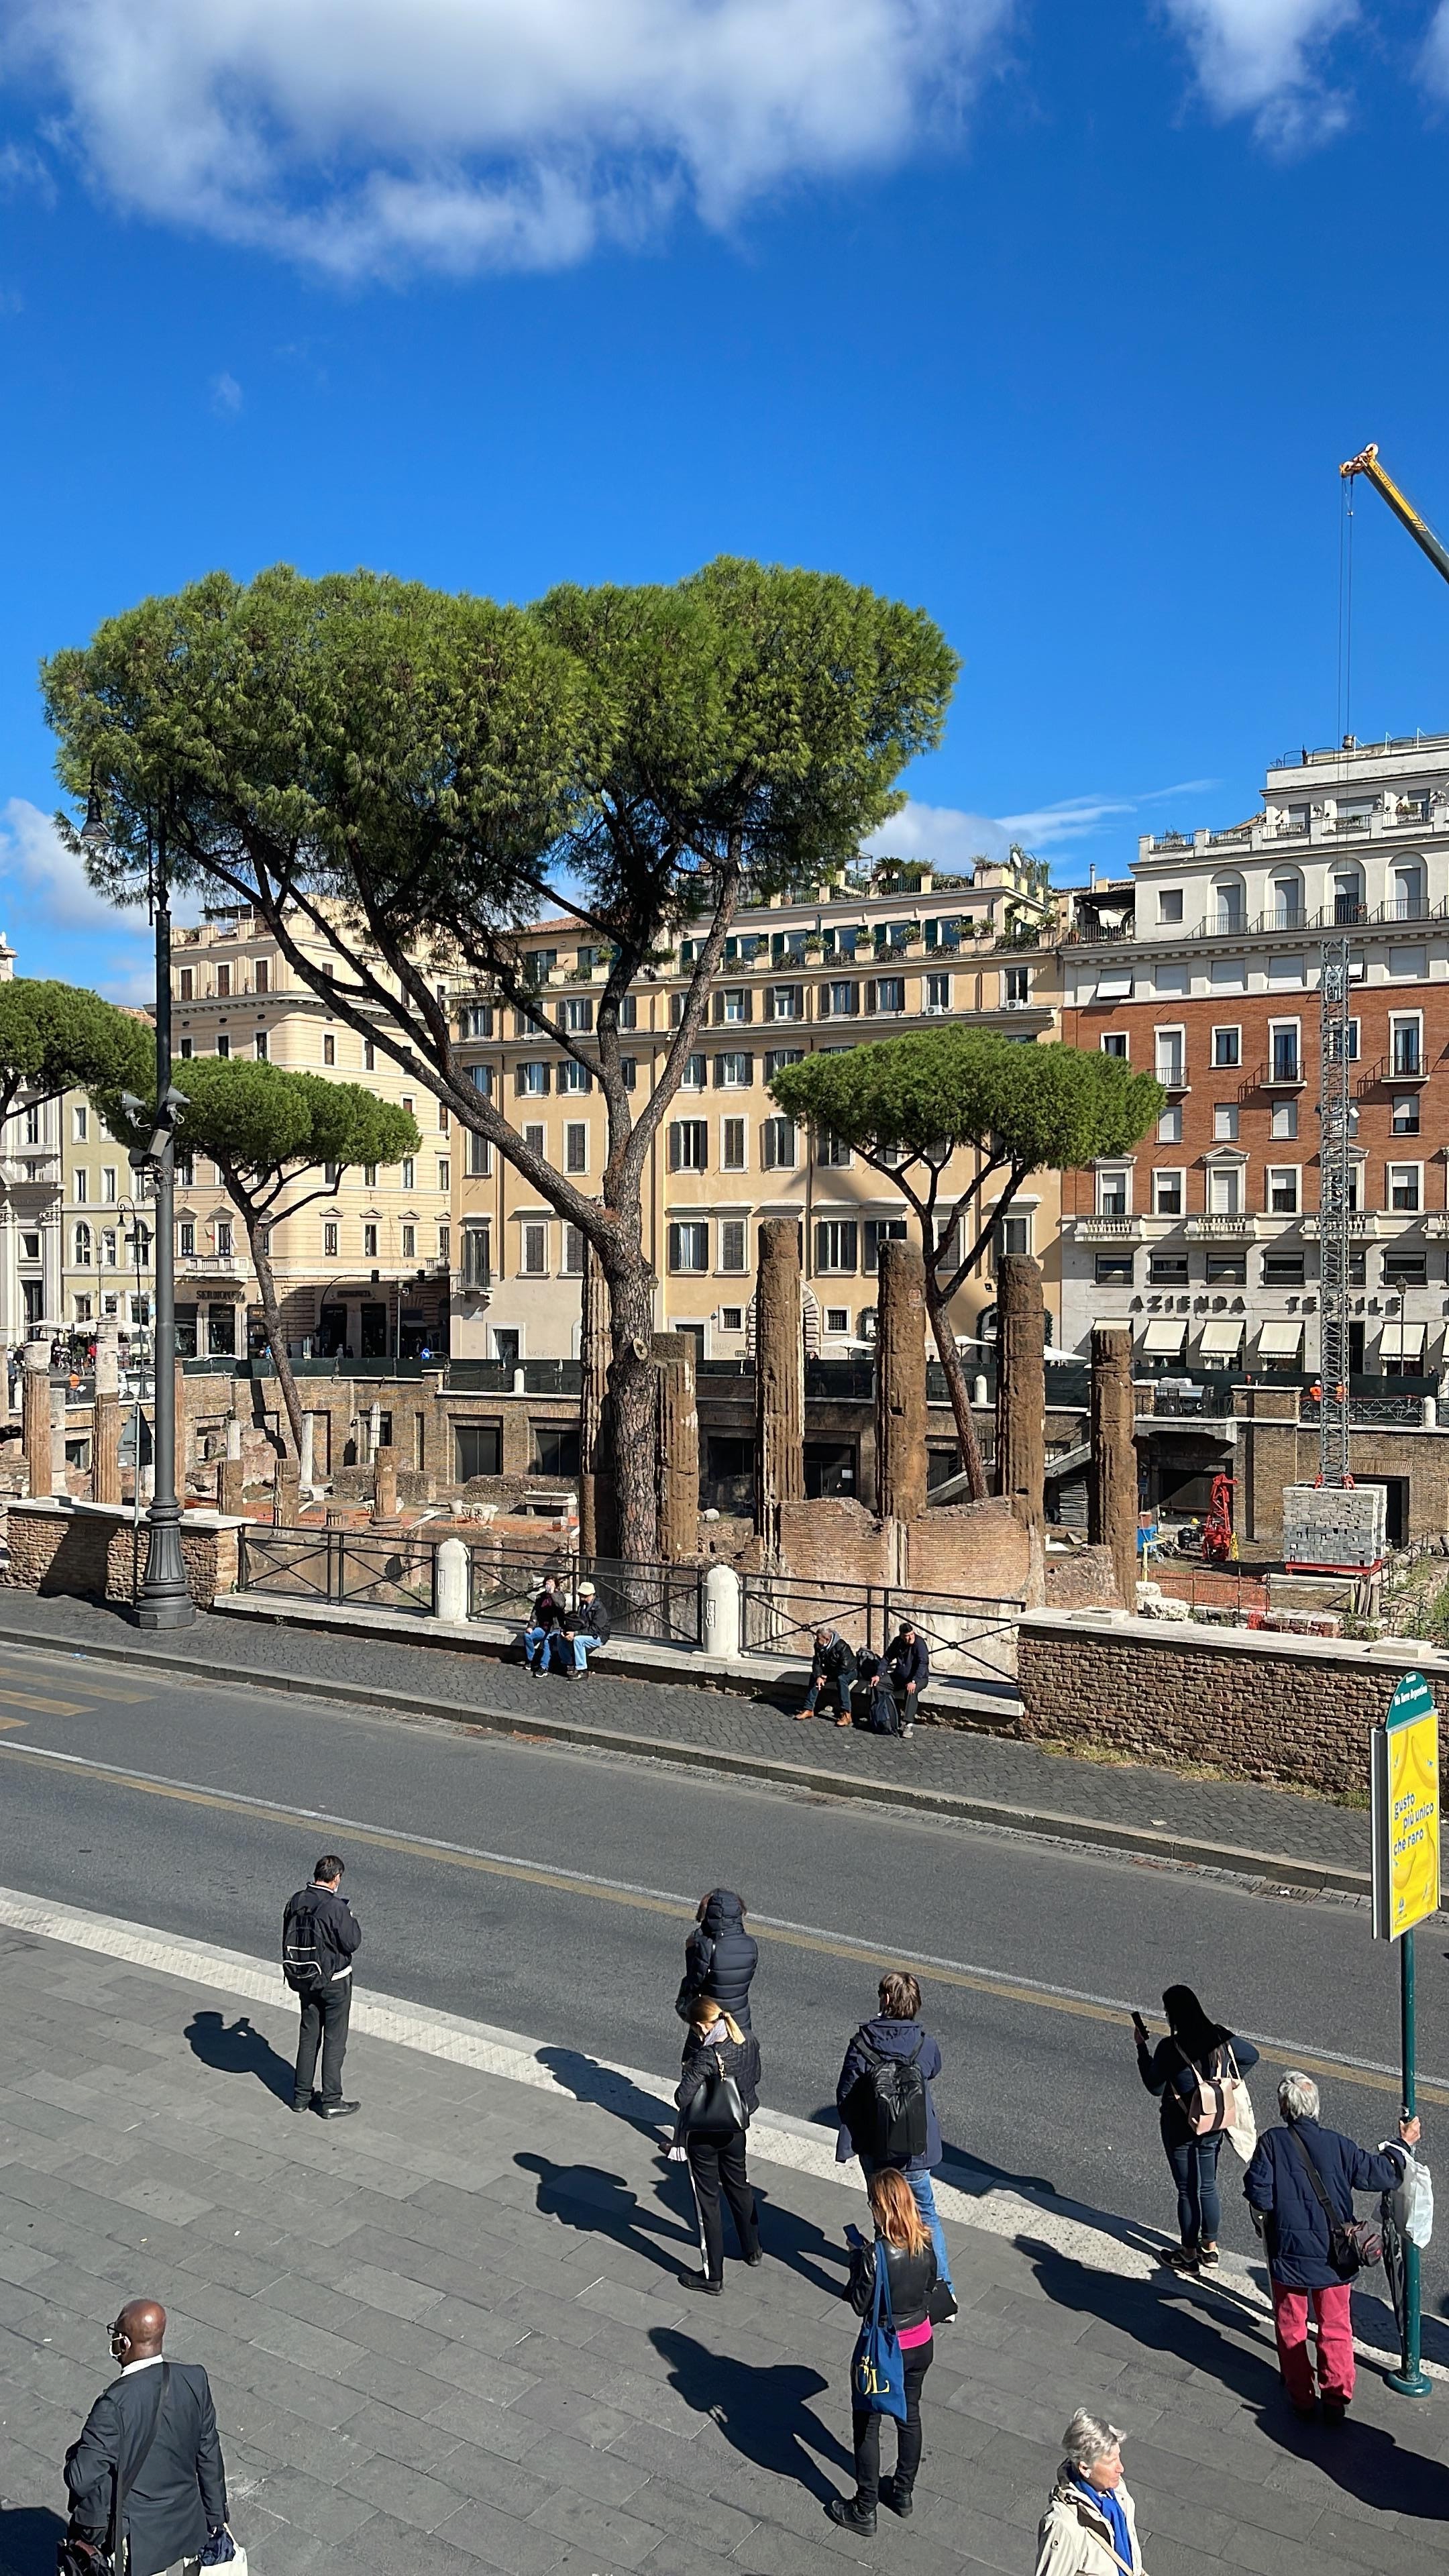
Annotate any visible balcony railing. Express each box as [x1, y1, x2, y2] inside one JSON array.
[[1185, 1212, 1255, 1238], [1254, 1055, 1305, 1090], [1153, 1060, 1189, 1091], [1075, 1214, 1141, 1242]]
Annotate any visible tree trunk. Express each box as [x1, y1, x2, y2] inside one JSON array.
[[578, 1243, 614, 1558], [244, 1215, 305, 1460], [922, 1273, 987, 1501], [599, 1252, 659, 1566]]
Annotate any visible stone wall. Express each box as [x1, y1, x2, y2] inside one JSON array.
[[1018, 1608, 1449, 1800], [1, 1499, 241, 1612]]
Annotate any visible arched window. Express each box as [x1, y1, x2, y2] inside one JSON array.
[[73, 1222, 92, 1267], [1332, 867, 1365, 926], [1212, 874, 1246, 932], [1271, 871, 1304, 931], [1392, 863, 1426, 922]]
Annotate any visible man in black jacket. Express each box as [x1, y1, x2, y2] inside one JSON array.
[[884, 1624, 929, 1737], [65, 2298, 229, 2575], [795, 1625, 859, 1726], [284, 1854, 362, 2118]]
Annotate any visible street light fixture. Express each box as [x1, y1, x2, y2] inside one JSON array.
[[81, 795, 195, 1629]]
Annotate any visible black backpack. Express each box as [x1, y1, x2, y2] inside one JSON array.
[[847, 2029, 928, 2162], [282, 1894, 329, 1996]]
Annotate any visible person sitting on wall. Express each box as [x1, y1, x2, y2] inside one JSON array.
[[571, 1580, 612, 1675], [523, 1576, 566, 1678], [795, 1625, 859, 1727]]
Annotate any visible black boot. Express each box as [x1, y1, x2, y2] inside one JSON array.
[[826, 2496, 877, 2535], [880, 2474, 913, 2518]]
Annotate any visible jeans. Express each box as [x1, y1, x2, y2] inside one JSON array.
[[1271, 2277, 1356, 2407], [524, 1625, 568, 1672], [686, 2133, 759, 2282], [852, 2341, 933, 2507], [804, 1675, 849, 1716], [861, 2161, 954, 2293], [572, 1634, 602, 1671], [1165, 2133, 1223, 2245], [294, 1978, 352, 2107]]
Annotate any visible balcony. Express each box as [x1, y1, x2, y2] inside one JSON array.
[[1255, 1055, 1305, 1091], [1185, 1213, 1256, 1239], [1074, 1214, 1143, 1244], [1252, 908, 1309, 934], [1374, 895, 1438, 923], [1153, 1060, 1190, 1094], [1302, 1212, 1380, 1238], [175, 1252, 247, 1279], [1357, 1048, 1430, 1093]]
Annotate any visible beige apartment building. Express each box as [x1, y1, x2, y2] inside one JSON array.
[[58, 1085, 153, 1347], [449, 855, 1065, 1365]]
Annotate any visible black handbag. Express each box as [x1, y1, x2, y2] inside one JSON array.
[[58, 2364, 170, 2576], [1288, 2129, 1383, 2279], [680, 2054, 745, 2145]]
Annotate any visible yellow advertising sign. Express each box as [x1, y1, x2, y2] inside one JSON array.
[[1371, 1672, 1441, 1941]]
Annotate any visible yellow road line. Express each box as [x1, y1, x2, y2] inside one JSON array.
[[0, 1664, 152, 1705], [0, 1689, 90, 1717], [0, 1717, 24, 1732], [0, 1738, 1430, 2107]]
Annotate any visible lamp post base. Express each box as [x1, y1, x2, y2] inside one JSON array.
[[1387, 2367, 1432, 2399], [135, 1506, 196, 1631]]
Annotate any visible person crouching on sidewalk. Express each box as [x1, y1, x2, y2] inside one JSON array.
[[669, 1998, 763, 2294]]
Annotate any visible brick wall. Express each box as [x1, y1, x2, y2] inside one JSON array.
[[1018, 1609, 1449, 1799], [1, 1501, 239, 1611]]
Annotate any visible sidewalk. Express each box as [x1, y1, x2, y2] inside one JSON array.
[[1, 1892, 1446, 2576], [0, 1589, 1373, 1888]]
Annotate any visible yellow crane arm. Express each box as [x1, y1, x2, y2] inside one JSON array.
[[1341, 443, 1449, 591]]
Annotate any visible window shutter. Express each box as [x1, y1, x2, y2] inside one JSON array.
[[713, 1055, 726, 1088]]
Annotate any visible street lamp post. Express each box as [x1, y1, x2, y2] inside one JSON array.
[[83, 800, 194, 1629]]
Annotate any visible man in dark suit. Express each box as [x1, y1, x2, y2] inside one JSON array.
[[65, 2298, 229, 2575], [284, 1851, 362, 2118]]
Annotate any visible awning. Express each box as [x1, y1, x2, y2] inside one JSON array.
[[1141, 1319, 1187, 1354], [1257, 1320, 1304, 1357], [1094, 969, 1133, 1000], [1382, 1320, 1426, 1358], [1199, 1320, 1244, 1356]]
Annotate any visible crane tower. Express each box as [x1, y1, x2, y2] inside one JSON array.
[[1317, 936, 1354, 1486]]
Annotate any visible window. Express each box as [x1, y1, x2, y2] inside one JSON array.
[[455, 1423, 502, 1481], [873, 977, 906, 1014], [401, 1223, 416, 1258], [619, 994, 638, 1030], [439, 1224, 450, 1261], [176, 1220, 195, 1258], [824, 1305, 850, 1334], [1208, 1165, 1242, 1214], [1157, 1103, 1183, 1144], [1269, 1024, 1300, 1081], [816, 1130, 852, 1168], [719, 1305, 745, 1334], [1003, 966, 1029, 1006], [556, 1061, 591, 1096], [716, 987, 749, 1024], [669, 1120, 708, 1171], [533, 1426, 582, 1479], [769, 985, 802, 1021], [364, 1163, 378, 1188], [178, 968, 193, 1000], [668, 1220, 708, 1272], [1152, 1170, 1183, 1216], [73, 1168, 88, 1204], [215, 1035, 231, 1060], [1271, 1099, 1299, 1141], [521, 1222, 548, 1275], [1213, 875, 1246, 931], [469, 1063, 493, 1097], [362, 1222, 378, 1258], [926, 972, 951, 1012], [1154, 1028, 1185, 1085], [255, 959, 270, 994], [999, 1214, 1032, 1258], [761, 1116, 796, 1171], [73, 1105, 88, 1142], [561, 996, 593, 1032], [814, 1219, 858, 1273], [1157, 888, 1183, 924], [1212, 1026, 1240, 1069], [1393, 1095, 1421, 1135], [19, 1231, 39, 1260], [1101, 1032, 1128, 1059], [562, 1224, 586, 1275], [1391, 1015, 1424, 1078], [1267, 1167, 1299, 1214], [1271, 873, 1305, 930], [1262, 1250, 1305, 1285], [323, 1222, 339, 1257], [323, 1034, 335, 1065], [175, 1156, 194, 1187], [460, 1222, 492, 1287], [722, 1118, 746, 1171], [517, 1062, 549, 1096], [101, 1166, 116, 1203], [1389, 1163, 1422, 1213], [1095, 1249, 1134, 1285], [720, 1220, 747, 1273], [72, 1221, 93, 1266], [763, 1049, 804, 1079], [1383, 1246, 1428, 1287], [1095, 1168, 1129, 1217], [1149, 1252, 1189, 1284], [523, 1122, 545, 1156], [565, 1122, 588, 1174], [714, 1051, 751, 1089], [176, 1036, 193, 1060], [1348, 1248, 1366, 1287], [681, 1053, 706, 1090], [669, 991, 685, 1028], [21, 1104, 40, 1146], [1206, 1249, 1246, 1284], [822, 980, 859, 1018], [462, 1006, 492, 1039], [1332, 867, 1365, 924], [621, 1058, 638, 1091], [215, 963, 231, 998], [100, 1231, 116, 1270], [1213, 1102, 1239, 1142], [250, 1030, 267, 1062], [435, 1157, 449, 1191]]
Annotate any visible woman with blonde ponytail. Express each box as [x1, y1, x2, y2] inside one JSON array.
[[670, 1995, 763, 2294]]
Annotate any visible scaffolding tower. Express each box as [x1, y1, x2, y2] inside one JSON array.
[[1318, 934, 1354, 1485]]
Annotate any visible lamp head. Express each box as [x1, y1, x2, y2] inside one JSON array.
[[80, 786, 109, 851]]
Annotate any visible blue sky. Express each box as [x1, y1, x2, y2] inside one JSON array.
[[3, 0, 1449, 996]]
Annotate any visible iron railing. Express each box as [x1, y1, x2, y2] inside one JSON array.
[[737, 1573, 1024, 1687], [237, 1525, 442, 1616], [466, 1543, 705, 1647]]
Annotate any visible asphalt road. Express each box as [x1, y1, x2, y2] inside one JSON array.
[[0, 1631, 1442, 2321]]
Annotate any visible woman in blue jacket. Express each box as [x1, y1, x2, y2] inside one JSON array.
[[1245, 2070, 1417, 2418], [1134, 1984, 1259, 2272]]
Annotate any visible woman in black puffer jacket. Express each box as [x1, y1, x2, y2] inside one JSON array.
[[829, 2168, 939, 2538], [676, 1888, 758, 2033]]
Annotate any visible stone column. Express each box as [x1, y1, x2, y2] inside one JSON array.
[[1090, 1322, 1138, 1610], [435, 1534, 471, 1622], [702, 1560, 742, 1660], [754, 1218, 805, 1546], [218, 1456, 245, 1515], [652, 1334, 699, 1562], [874, 1238, 928, 1525], [995, 1253, 1046, 1607], [372, 1442, 399, 1521], [49, 1382, 69, 1496], [298, 1413, 315, 1489], [225, 1414, 243, 1463], [274, 1456, 301, 1526], [21, 1344, 50, 1499], [368, 1399, 382, 1462], [578, 1244, 613, 1558], [93, 1328, 122, 1506]]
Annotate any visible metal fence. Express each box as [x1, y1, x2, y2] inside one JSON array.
[[237, 1525, 443, 1617], [466, 1543, 704, 1648], [737, 1572, 1023, 1688]]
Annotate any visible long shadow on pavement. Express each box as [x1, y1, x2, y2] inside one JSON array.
[[184, 2010, 294, 2106], [516, 2151, 696, 2274], [0, 2504, 68, 2576], [535, 2043, 672, 2133], [649, 2326, 853, 2501]]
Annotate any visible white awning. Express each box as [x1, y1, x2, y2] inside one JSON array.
[[1257, 1320, 1304, 1357], [1141, 1319, 1187, 1354], [1094, 969, 1133, 1000], [1382, 1320, 1427, 1358], [1199, 1319, 1244, 1356]]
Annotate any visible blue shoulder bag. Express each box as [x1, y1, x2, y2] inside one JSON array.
[[849, 2242, 907, 2421]]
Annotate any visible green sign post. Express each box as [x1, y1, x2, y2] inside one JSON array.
[[1370, 1668, 1438, 2400]]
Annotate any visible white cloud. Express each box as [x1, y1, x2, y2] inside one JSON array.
[[1161, 0, 1357, 147], [0, 796, 131, 929], [209, 369, 243, 415], [1421, 5, 1449, 97], [0, 796, 158, 1000], [868, 779, 1224, 872], [0, 0, 1013, 281]]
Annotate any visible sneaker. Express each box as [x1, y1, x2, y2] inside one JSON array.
[[1197, 2242, 1220, 2269], [1161, 2243, 1199, 2271], [902, 1723, 914, 1737], [826, 2498, 877, 2536], [880, 2476, 913, 2520]]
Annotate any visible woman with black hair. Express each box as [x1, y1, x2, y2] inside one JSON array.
[[1133, 1983, 1260, 2272]]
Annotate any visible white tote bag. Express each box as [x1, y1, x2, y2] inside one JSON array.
[[1220, 2046, 1258, 2164]]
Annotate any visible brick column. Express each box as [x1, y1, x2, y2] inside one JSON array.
[[652, 1333, 699, 1562], [755, 1217, 804, 1547], [995, 1253, 1046, 1607], [21, 1344, 49, 1498], [1090, 1322, 1138, 1609], [218, 1456, 244, 1515], [875, 1238, 928, 1525]]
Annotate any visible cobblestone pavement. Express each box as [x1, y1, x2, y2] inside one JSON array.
[[0, 1590, 1371, 1876], [3, 1913, 1446, 2576]]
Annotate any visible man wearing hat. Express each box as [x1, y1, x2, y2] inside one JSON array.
[[570, 1580, 612, 1676]]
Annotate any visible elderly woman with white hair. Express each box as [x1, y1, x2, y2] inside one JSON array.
[[1035, 2412, 1144, 2575], [1244, 2068, 1419, 2420]]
